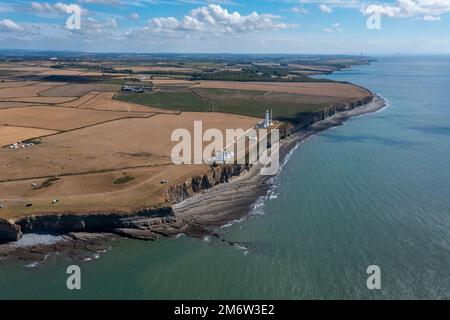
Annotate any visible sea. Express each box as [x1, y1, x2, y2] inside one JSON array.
[[1, 56, 449, 299]]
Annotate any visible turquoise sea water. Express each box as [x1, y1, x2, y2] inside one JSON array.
[[1, 56, 449, 299]]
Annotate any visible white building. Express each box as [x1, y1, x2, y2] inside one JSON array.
[[257, 109, 273, 128], [211, 150, 234, 164]]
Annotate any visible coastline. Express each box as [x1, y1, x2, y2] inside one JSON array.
[[0, 93, 387, 263], [173, 94, 387, 229]]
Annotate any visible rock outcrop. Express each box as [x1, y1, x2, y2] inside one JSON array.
[[0, 218, 22, 243], [166, 164, 249, 203], [285, 96, 374, 130]]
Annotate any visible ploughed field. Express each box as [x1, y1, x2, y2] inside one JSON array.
[[0, 62, 371, 219]]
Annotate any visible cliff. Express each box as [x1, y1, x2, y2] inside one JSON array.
[[0, 94, 374, 243], [0, 219, 22, 243]]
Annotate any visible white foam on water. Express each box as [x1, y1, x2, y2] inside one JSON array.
[[24, 254, 50, 269], [25, 261, 39, 269], [374, 93, 390, 113], [14, 234, 66, 248], [220, 217, 246, 229], [234, 244, 249, 256], [175, 233, 187, 239], [233, 244, 249, 256]]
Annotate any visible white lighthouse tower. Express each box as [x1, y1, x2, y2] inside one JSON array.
[[263, 109, 272, 128]]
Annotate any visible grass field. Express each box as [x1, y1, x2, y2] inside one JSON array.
[[196, 88, 342, 118], [116, 86, 356, 120], [116, 91, 211, 112], [0, 70, 15, 76]]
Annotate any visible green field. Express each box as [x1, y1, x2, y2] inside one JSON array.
[[0, 69, 15, 76], [116, 91, 211, 112], [116, 87, 343, 120]]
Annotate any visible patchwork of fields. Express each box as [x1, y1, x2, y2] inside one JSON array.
[[0, 61, 371, 219], [116, 81, 369, 119]]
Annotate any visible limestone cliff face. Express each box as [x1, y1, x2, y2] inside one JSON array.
[[166, 164, 249, 203], [0, 219, 22, 243], [288, 96, 374, 130], [11, 206, 174, 238]]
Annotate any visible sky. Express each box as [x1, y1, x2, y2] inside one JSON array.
[[0, 0, 450, 54]]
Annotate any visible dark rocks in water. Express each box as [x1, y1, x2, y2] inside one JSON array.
[[0, 219, 22, 243], [114, 228, 159, 241]]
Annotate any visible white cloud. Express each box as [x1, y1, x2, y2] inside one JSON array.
[[319, 4, 333, 13], [83, 17, 118, 31], [143, 4, 297, 34], [299, 0, 360, 8], [30, 2, 72, 15], [0, 19, 23, 32], [78, 0, 121, 4], [423, 14, 442, 20], [362, 0, 450, 21], [290, 6, 308, 13], [129, 12, 140, 20], [324, 22, 342, 32]]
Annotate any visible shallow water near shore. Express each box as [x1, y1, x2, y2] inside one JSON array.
[[1, 56, 450, 299]]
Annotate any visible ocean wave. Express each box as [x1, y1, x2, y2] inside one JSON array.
[[221, 217, 246, 229], [234, 244, 249, 256], [24, 253, 50, 269], [374, 93, 390, 113]]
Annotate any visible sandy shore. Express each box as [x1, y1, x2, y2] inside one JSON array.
[[0, 94, 386, 263]]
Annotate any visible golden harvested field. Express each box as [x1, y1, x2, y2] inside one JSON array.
[[38, 69, 84, 76], [0, 110, 257, 218], [0, 81, 39, 88], [0, 85, 54, 98], [0, 106, 155, 131], [2, 96, 77, 104], [59, 91, 172, 113], [115, 66, 199, 73], [0, 125, 58, 146], [0, 164, 210, 218], [193, 81, 370, 98], [0, 102, 37, 109], [151, 79, 197, 85], [31, 82, 68, 86], [39, 83, 121, 97], [0, 112, 258, 181]]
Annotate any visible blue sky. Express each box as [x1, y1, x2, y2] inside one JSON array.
[[1, 0, 450, 54]]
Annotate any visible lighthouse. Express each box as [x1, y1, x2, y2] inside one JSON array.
[[264, 109, 272, 128]]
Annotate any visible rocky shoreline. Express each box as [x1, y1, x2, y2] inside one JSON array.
[[0, 93, 386, 263]]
